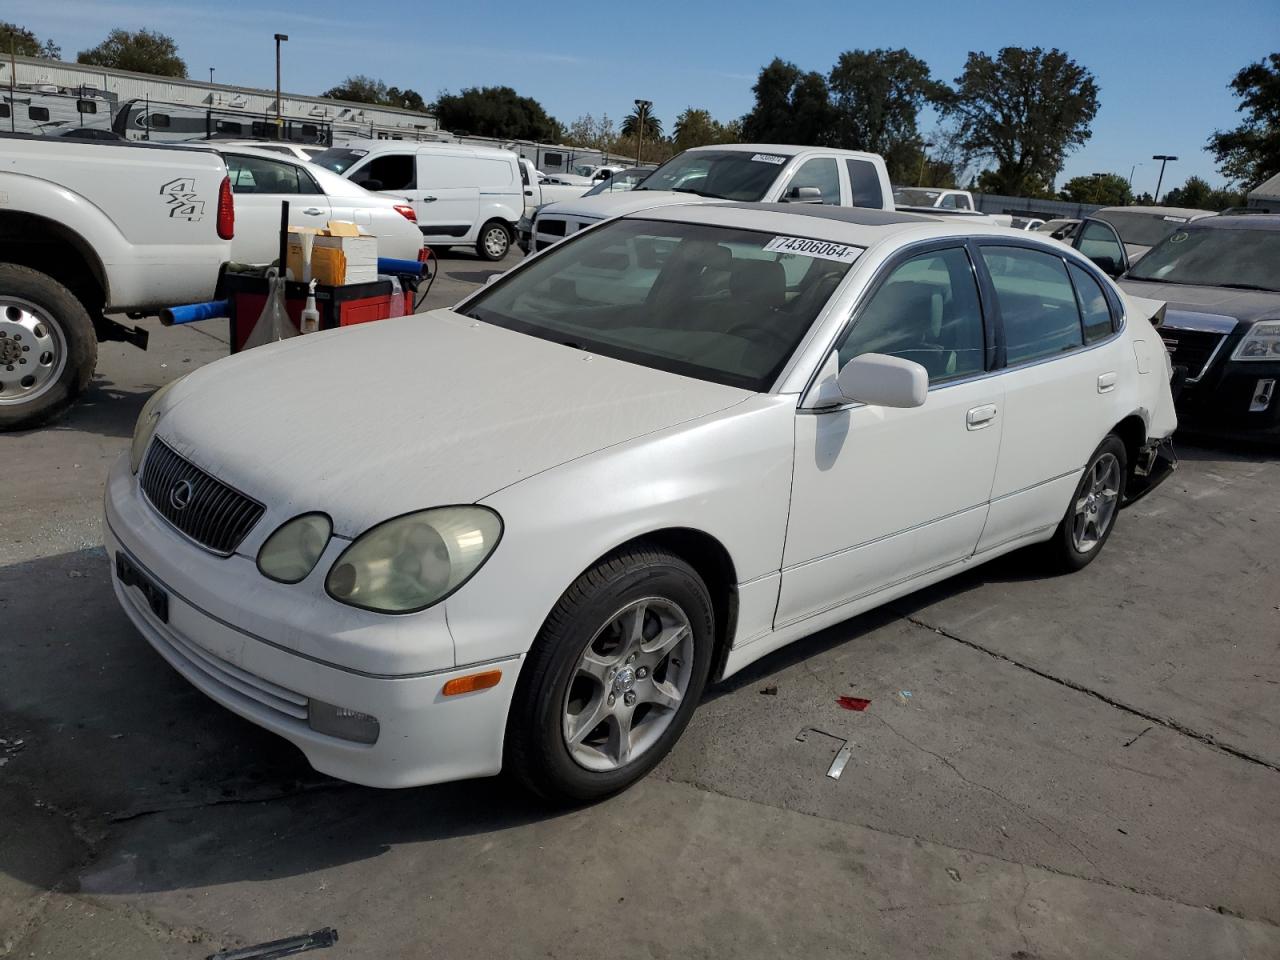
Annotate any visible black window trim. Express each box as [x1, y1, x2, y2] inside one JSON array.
[[970, 236, 1127, 374]]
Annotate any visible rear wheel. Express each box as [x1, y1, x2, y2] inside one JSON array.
[[0, 265, 97, 431], [1044, 435, 1127, 571], [505, 544, 714, 802], [476, 221, 510, 261]]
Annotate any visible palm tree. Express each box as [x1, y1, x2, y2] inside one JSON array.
[[621, 108, 662, 141]]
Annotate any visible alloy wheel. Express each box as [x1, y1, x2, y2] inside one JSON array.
[[1072, 452, 1121, 553]]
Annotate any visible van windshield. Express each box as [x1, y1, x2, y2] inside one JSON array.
[[311, 147, 369, 174], [635, 150, 793, 202]]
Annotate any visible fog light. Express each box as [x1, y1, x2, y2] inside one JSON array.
[[307, 699, 380, 744]]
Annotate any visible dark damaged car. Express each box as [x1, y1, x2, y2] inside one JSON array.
[[1117, 215, 1280, 440]]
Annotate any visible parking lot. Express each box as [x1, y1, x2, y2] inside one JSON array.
[[0, 245, 1276, 959]]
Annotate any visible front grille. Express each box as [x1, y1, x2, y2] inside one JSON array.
[[1160, 328, 1225, 383], [140, 439, 264, 555], [537, 218, 566, 237]]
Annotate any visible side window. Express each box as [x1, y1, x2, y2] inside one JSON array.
[[940, 194, 958, 209], [845, 159, 885, 209], [29, 106, 50, 121], [518, 163, 530, 187], [1076, 219, 1126, 270], [357, 154, 415, 190], [1068, 263, 1114, 343], [225, 155, 311, 194], [77, 99, 98, 114], [837, 247, 985, 383], [783, 157, 841, 205], [980, 246, 1083, 365]]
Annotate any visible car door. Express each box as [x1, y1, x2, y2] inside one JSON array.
[[973, 242, 1128, 553], [777, 243, 1003, 628], [416, 153, 482, 242], [347, 149, 418, 216], [1071, 218, 1130, 278], [224, 153, 332, 264], [777, 156, 846, 205]]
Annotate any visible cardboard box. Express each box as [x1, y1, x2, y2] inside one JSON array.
[[286, 222, 377, 285]]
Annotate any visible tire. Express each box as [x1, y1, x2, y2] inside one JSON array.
[[505, 544, 715, 803], [1044, 435, 1127, 572], [476, 221, 511, 261], [0, 264, 97, 432]]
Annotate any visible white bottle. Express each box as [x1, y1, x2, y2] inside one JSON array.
[[300, 280, 319, 334]]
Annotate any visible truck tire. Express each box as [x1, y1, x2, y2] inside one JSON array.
[[0, 264, 97, 431], [476, 221, 511, 261]]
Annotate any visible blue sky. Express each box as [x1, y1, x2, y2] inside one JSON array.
[[12, 0, 1278, 191]]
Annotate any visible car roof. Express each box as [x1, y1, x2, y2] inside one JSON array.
[[1177, 213, 1280, 231], [333, 139, 516, 160], [627, 202, 1037, 248], [1096, 205, 1216, 218], [685, 142, 883, 161]]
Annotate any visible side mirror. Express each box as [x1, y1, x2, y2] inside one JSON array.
[[784, 185, 823, 204], [357, 178, 383, 191], [836, 353, 928, 408]]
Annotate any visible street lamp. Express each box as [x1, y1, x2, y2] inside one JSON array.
[[917, 140, 935, 186], [274, 33, 289, 137], [633, 99, 652, 166], [1128, 162, 1142, 189], [209, 67, 215, 84], [1152, 154, 1177, 205]]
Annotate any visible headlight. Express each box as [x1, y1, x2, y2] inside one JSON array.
[[258, 513, 332, 583], [130, 378, 181, 473], [326, 507, 502, 613], [1232, 320, 1280, 361]]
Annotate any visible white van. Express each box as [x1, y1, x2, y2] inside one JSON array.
[[313, 142, 523, 260]]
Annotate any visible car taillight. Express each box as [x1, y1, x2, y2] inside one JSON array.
[[216, 175, 234, 240], [393, 204, 417, 223]]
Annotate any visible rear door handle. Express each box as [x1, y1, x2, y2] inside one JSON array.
[[966, 404, 998, 429], [1098, 372, 1117, 393], [302, 207, 324, 216], [422, 196, 438, 203]]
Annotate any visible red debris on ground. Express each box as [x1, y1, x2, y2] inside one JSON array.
[[836, 696, 871, 712]]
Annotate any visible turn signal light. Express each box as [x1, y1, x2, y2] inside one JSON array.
[[442, 670, 502, 697]]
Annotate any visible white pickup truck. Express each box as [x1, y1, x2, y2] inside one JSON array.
[[0, 134, 231, 429], [530, 143, 894, 252]]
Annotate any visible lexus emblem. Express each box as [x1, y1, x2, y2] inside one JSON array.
[[169, 479, 195, 511]]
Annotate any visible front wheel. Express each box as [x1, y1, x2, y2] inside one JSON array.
[[1044, 435, 1127, 572], [476, 221, 511, 261], [505, 544, 715, 802]]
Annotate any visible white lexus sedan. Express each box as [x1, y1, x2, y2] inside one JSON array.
[[105, 204, 1178, 801], [220, 146, 424, 265]]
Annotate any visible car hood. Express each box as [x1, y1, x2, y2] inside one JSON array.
[[158, 310, 750, 536], [1119, 280, 1280, 325], [537, 190, 722, 222]]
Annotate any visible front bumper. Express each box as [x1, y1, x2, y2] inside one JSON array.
[[1174, 361, 1280, 439], [104, 454, 520, 788]]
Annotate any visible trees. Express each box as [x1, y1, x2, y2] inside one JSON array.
[[0, 21, 60, 59], [939, 47, 1098, 197], [322, 76, 427, 112], [1208, 53, 1280, 189], [565, 113, 617, 151], [828, 48, 941, 161], [433, 86, 562, 141], [1060, 173, 1132, 206], [1162, 176, 1246, 211], [77, 28, 186, 77], [740, 58, 837, 145], [621, 108, 662, 141], [672, 108, 738, 150]]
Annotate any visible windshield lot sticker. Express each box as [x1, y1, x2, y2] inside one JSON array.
[[751, 153, 788, 164], [764, 236, 860, 263]]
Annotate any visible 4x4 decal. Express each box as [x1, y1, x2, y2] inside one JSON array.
[[159, 178, 205, 221]]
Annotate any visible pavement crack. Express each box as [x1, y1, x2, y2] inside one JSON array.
[[897, 612, 1280, 775], [1014, 864, 1033, 957], [108, 781, 350, 824]]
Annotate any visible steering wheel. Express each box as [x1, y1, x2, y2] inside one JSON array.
[[726, 319, 790, 349]]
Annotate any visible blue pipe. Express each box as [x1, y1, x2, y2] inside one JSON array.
[[161, 299, 230, 326], [377, 257, 424, 276]]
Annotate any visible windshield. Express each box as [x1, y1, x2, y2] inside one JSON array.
[[584, 168, 652, 196], [635, 150, 793, 201], [310, 147, 369, 174], [1095, 210, 1194, 248], [1127, 227, 1280, 291], [893, 188, 941, 207], [462, 218, 862, 390]]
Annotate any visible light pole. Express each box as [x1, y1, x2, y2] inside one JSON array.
[[1152, 154, 1177, 205], [634, 99, 652, 166], [274, 33, 289, 137], [917, 140, 935, 186], [1128, 162, 1142, 189], [209, 67, 214, 84]]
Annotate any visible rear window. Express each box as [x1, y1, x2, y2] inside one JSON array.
[[463, 218, 862, 391], [312, 147, 369, 174], [846, 159, 884, 209]]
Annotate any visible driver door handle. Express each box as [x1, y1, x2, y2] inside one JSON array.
[[422, 196, 438, 203], [967, 404, 998, 430], [302, 207, 324, 216]]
